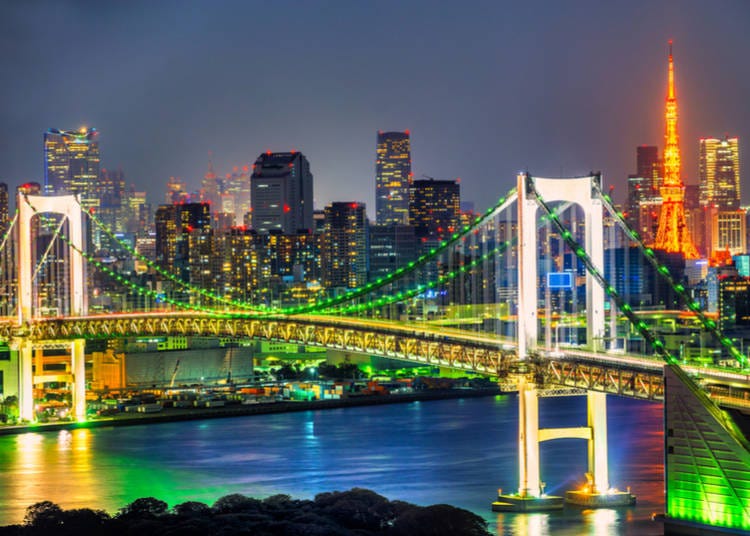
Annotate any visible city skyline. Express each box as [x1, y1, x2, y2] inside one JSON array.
[[1, 1, 749, 217]]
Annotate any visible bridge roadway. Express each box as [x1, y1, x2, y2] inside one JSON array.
[[2, 312, 749, 403]]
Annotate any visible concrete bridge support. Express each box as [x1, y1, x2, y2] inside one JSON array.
[[494, 381, 634, 511], [520, 388, 610, 497], [12, 339, 87, 423], [18, 341, 33, 422], [587, 391, 609, 494], [517, 375, 541, 498], [71, 339, 86, 421]]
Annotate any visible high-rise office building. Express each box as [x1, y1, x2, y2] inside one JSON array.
[[215, 227, 259, 303], [224, 164, 251, 225], [155, 202, 212, 291], [704, 206, 747, 261], [43, 127, 100, 207], [376, 131, 412, 225], [0, 183, 8, 239], [155, 205, 179, 272], [200, 155, 221, 207], [0, 183, 11, 316], [699, 136, 741, 210], [250, 152, 313, 234], [322, 202, 368, 289], [409, 178, 460, 239], [91, 168, 127, 253], [123, 188, 151, 236], [257, 231, 321, 283], [626, 146, 662, 242], [166, 177, 189, 204], [637, 145, 662, 191], [369, 224, 417, 283]]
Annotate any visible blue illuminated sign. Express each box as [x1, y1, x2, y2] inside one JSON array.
[[547, 271, 573, 290]]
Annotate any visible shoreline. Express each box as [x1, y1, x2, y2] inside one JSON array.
[[0, 388, 503, 436]]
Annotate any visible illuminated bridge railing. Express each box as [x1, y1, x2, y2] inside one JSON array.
[[4, 314, 515, 376], [4, 313, 749, 403], [537, 348, 750, 403], [536, 352, 664, 401]]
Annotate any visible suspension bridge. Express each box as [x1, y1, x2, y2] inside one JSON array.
[[0, 173, 748, 534]]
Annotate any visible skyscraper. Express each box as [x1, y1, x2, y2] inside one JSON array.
[[637, 146, 661, 189], [43, 127, 100, 208], [201, 154, 221, 207], [92, 168, 127, 253], [0, 183, 8, 240], [652, 42, 699, 259], [155, 202, 212, 290], [699, 136, 741, 210], [166, 176, 189, 204], [369, 224, 417, 283], [376, 131, 412, 225], [250, 151, 313, 234], [706, 207, 746, 260], [626, 146, 662, 243], [0, 183, 11, 317], [409, 178, 460, 239], [223, 164, 251, 225], [322, 202, 368, 289]]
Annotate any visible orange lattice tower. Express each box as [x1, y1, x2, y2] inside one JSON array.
[[652, 41, 699, 259]]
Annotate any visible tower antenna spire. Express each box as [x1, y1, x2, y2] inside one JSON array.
[[207, 150, 215, 178], [667, 40, 675, 100], [652, 40, 699, 259]]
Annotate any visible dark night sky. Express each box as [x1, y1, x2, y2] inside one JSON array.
[[1, 0, 749, 216]]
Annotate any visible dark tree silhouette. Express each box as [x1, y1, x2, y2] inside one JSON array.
[[117, 497, 169, 519], [314, 488, 397, 530], [22, 501, 63, 531], [390, 503, 492, 536], [211, 493, 263, 514], [171, 501, 211, 518], [4, 488, 492, 536]]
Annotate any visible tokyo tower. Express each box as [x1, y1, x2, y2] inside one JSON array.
[[652, 41, 699, 259]]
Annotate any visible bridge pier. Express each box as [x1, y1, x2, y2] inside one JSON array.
[[72, 339, 86, 421], [11, 339, 87, 423], [18, 340, 34, 422], [493, 380, 634, 511], [587, 391, 609, 494], [563, 391, 634, 508], [518, 375, 540, 497], [493, 376, 564, 511]]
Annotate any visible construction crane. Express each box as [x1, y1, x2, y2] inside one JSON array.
[[169, 359, 180, 388]]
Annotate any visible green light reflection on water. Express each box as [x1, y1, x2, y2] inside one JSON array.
[[0, 428, 233, 523]]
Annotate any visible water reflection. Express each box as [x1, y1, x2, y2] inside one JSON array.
[[496, 512, 550, 536], [495, 507, 658, 536], [0, 396, 663, 535], [9, 430, 96, 517]]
